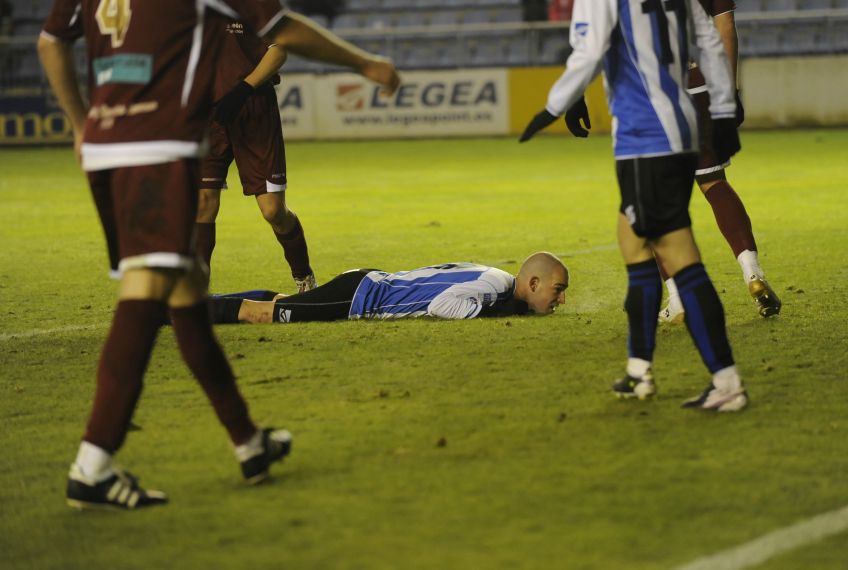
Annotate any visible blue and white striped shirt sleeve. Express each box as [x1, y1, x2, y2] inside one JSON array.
[[545, 0, 616, 117]]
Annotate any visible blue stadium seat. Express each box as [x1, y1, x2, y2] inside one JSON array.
[[494, 8, 523, 22], [396, 12, 430, 27], [761, 0, 797, 11], [781, 24, 823, 52], [734, 0, 764, 12], [504, 35, 530, 65], [364, 11, 397, 29], [825, 20, 848, 51], [796, 0, 833, 8], [741, 25, 783, 55], [463, 10, 497, 24], [540, 34, 571, 65], [430, 10, 463, 26], [346, 0, 383, 10], [332, 13, 365, 29]]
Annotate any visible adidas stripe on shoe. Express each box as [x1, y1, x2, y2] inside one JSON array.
[[66, 465, 168, 510]]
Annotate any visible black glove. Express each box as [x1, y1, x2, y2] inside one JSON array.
[[519, 110, 558, 143], [711, 118, 741, 163], [213, 81, 254, 125], [735, 89, 745, 127], [564, 96, 591, 138]]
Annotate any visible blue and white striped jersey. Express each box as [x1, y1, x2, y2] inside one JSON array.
[[349, 263, 518, 320], [544, 0, 736, 159]]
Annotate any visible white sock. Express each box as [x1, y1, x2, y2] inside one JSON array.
[[72, 441, 114, 482], [713, 365, 742, 392], [234, 429, 263, 462], [626, 358, 652, 379], [665, 278, 682, 310], [737, 249, 764, 283]]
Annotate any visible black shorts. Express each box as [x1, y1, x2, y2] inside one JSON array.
[[689, 65, 732, 176], [274, 269, 377, 322], [616, 154, 697, 239]]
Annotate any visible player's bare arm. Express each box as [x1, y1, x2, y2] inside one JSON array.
[[37, 34, 86, 162], [213, 44, 289, 124], [243, 44, 288, 89], [267, 12, 400, 95]]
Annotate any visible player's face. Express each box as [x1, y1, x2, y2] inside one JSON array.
[[528, 269, 569, 315]]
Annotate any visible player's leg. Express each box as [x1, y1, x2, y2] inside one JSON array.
[[612, 158, 667, 400], [196, 120, 233, 278], [210, 269, 371, 324], [697, 169, 781, 318], [614, 213, 661, 400], [232, 87, 316, 292], [684, 75, 779, 318], [168, 264, 291, 484], [69, 163, 201, 510], [196, 187, 221, 267], [651, 229, 747, 411], [254, 191, 316, 293], [641, 153, 746, 411]]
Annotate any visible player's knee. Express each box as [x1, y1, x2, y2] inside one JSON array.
[[197, 189, 221, 222]]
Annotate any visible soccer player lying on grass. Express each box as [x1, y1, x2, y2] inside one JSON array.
[[209, 252, 569, 324]]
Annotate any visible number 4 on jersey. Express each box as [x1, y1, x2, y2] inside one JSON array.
[[96, 0, 132, 48]]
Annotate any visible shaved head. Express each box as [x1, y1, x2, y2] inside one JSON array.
[[515, 252, 569, 315], [518, 251, 567, 280]]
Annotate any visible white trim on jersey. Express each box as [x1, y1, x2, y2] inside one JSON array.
[[118, 252, 195, 273], [257, 9, 289, 38], [81, 140, 202, 171], [182, 0, 209, 108]]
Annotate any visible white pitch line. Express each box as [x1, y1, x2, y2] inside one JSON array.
[[0, 324, 102, 342], [674, 504, 848, 570]]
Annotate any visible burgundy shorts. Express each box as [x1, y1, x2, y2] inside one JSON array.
[[200, 86, 287, 196], [688, 65, 730, 176], [87, 160, 199, 274]]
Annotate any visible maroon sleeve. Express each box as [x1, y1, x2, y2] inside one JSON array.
[[222, 0, 288, 38], [41, 0, 83, 42], [708, 0, 737, 16]]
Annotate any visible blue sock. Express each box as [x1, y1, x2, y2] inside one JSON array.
[[625, 260, 662, 361], [674, 263, 735, 373]]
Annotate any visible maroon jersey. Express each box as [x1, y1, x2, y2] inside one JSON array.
[[41, 0, 288, 172], [697, 0, 736, 17], [212, 19, 279, 101]]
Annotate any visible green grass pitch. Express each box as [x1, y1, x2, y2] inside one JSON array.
[[1, 130, 847, 569]]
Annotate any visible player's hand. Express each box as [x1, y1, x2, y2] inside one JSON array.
[[735, 89, 745, 127], [565, 97, 591, 138], [519, 110, 558, 143], [711, 118, 741, 162], [360, 55, 400, 96], [213, 81, 254, 125]]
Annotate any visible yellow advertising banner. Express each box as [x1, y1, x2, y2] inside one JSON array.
[[508, 67, 611, 136]]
